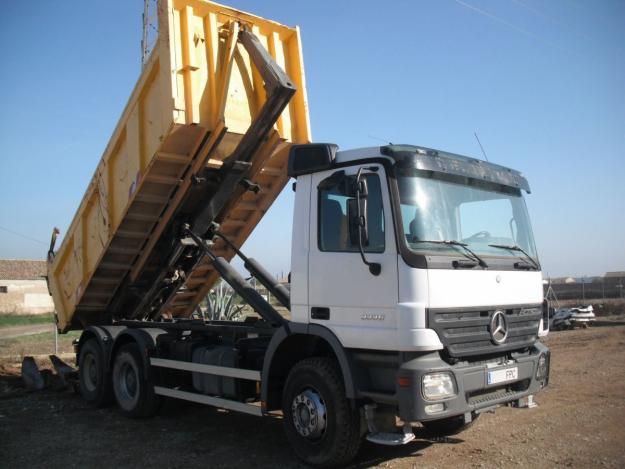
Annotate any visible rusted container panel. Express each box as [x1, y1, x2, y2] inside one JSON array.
[[48, 0, 310, 331]]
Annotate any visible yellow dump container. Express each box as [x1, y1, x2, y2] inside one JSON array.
[[48, 0, 310, 331]]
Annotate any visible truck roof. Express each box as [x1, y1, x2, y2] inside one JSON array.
[[335, 144, 531, 193]]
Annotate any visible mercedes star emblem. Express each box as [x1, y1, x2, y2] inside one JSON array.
[[490, 310, 508, 344]]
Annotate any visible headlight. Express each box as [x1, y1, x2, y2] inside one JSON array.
[[536, 353, 549, 381], [422, 372, 457, 400]]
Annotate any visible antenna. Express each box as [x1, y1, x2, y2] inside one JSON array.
[[368, 134, 394, 145], [474, 132, 489, 162]]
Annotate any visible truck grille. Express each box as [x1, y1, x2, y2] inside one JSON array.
[[428, 306, 541, 358]]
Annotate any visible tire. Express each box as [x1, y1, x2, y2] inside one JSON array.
[[422, 413, 480, 437], [112, 343, 160, 418], [78, 338, 113, 407], [282, 357, 361, 468]]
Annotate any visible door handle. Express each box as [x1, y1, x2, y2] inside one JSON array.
[[311, 307, 330, 320]]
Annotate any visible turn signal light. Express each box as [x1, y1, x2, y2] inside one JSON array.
[[398, 377, 411, 388]]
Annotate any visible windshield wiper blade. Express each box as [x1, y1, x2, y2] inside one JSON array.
[[488, 244, 540, 270], [413, 239, 489, 268]]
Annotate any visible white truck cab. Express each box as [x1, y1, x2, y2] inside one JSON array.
[[287, 142, 549, 431]]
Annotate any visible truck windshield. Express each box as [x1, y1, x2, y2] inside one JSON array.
[[396, 169, 538, 262]]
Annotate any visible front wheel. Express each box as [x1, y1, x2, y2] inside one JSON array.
[[282, 357, 361, 467], [422, 413, 480, 437]]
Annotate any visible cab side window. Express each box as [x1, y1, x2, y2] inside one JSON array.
[[318, 173, 385, 252]]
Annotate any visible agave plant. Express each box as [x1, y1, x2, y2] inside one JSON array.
[[202, 280, 245, 321]]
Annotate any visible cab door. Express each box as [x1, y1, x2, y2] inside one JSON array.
[[308, 164, 399, 350]]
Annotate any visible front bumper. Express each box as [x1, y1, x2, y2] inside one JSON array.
[[396, 341, 550, 422]]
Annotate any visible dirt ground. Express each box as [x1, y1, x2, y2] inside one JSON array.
[[1, 320, 624, 468]]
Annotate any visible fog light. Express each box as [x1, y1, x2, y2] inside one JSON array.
[[536, 353, 549, 380], [422, 372, 456, 400], [425, 403, 445, 414]]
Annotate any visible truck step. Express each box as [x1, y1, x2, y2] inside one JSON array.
[[364, 404, 415, 446], [366, 428, 416, 446]]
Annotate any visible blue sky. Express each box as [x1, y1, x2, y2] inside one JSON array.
[[0, 0, 623, 278]]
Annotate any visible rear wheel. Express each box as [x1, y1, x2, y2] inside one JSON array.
[[78, 338, 112, 407], [282, 357, 361, 467], [112, 343, 160, 418], [422, 413, 480, 437]]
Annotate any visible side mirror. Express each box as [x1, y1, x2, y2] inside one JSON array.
[[348, 197, 368, 246], [354, 177, 368, 197], [351, 169, 381, 276]]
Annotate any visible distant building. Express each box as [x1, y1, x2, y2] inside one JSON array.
[[604, 271, 625, 279], [603, 272, 625, 293], [544, 270, 625, 301], [0, 259, 54, 315], [547, 277, 572, 284]]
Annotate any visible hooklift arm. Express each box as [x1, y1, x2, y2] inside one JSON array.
[[125, 26, 296, 322], [191, 29, 297, 233], [185, 229, 287, 327], [213, 230, 291, 309]]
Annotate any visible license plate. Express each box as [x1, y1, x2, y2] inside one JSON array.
[[487, 366, 518, 385]]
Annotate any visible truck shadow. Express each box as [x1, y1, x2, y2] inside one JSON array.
[[350, 429, 464, 468], [157, 400, 464, 467], [0, 378, 465, 468]]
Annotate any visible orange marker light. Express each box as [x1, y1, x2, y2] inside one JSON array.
[[398, 377, 411, 388]]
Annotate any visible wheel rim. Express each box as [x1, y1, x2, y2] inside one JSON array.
[[82, 353, 98, 392], [291, 388, 327, 440], [116, 361, 138, 401]]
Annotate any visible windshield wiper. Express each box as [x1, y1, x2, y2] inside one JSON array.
[[488, 244, 540, 270], [412, 239, 489, 268]]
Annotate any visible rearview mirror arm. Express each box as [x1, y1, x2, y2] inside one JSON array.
[[355, 167, 381, 276]]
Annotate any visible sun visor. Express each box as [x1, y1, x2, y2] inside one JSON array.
[[382, 144, 531, 193]]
